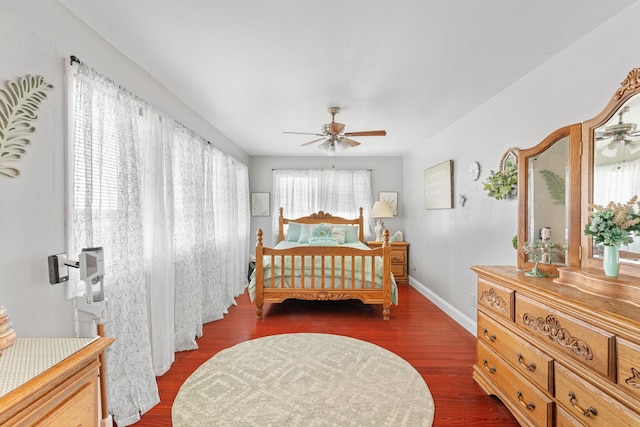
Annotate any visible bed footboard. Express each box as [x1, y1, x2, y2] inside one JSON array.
[[254, 229, 393, 320]]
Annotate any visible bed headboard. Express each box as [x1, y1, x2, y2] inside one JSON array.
[[278, 207, 365, 243]]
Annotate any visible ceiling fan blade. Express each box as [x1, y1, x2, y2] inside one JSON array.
[[344, 130, 387, 137], [283, 131, 325, 136], [342, 137, 361, 147], [595, 131, 612, 140], [300, 138, 325, 147]]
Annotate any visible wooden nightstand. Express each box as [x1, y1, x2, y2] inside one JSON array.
[[367, 241, 410, 283]]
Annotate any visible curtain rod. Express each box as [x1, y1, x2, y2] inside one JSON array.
[[272, 168, 372, 171], [69, 55, 214, 148]]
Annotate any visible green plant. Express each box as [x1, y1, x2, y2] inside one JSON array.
[[483, 163, 518, 200], [584, 196, 640, 246]]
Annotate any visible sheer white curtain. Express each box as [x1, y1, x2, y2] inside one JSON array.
[[593, 159, 640, 253], [71, 63, 249, 426], [272, 169, 373, 242], [593, 159, 640, 205]]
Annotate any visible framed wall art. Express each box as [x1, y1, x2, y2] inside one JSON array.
[[424, 160, 453, 209], [379, 191, 398, 216], [251, 192, 270, 216]]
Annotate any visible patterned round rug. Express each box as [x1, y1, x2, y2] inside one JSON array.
[[172, 333, 434, 426]]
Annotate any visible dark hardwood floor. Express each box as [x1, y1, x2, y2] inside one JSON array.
[[131, 284, 518, 426]]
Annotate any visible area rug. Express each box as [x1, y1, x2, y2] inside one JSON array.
[[172, 333, 435, 426]]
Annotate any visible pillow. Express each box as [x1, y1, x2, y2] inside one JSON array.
[[308, 236, 339, 246], [344, 225, 359, 243], [286, 222, 301, 242], [332, 226, 346, 244], [298, 224, 313, 243], [312, 223, 333, 238]]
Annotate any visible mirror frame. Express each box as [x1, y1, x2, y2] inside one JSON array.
[[517, 124, 582, 275], [581, 68, 640, 277]]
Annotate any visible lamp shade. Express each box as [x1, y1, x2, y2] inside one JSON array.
[[370, 200, 393, 218]]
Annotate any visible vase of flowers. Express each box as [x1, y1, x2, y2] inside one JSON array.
[[584, 196, 640, 278]]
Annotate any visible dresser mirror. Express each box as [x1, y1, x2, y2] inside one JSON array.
[[582, 68, 640, 275], [518, 125, 581, 274]]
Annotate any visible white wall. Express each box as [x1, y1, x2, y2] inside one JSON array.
[[403, 2, 640, 332], [0, 1, 247, 337], [249, 156, 403, 250]]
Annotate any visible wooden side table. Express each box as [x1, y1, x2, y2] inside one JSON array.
[[367, 241, 410, 283], [0, 336, 114, 426]]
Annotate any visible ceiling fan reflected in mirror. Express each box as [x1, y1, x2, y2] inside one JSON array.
[[283, 107, 386, 155], [595, 106, 640, 158]]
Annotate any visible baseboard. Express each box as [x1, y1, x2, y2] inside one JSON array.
[[408, 276, 476, 336]]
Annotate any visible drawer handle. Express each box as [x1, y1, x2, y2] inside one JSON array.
[[568, 391, 598, 417], [516, 391, 536, 411], [482, 358, 496, 374], [517, 353, 536, 371], [482, 328, 496, 342]]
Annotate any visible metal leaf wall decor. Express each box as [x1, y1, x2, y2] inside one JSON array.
[[539, 169, 565, 206], [0, 75, 53, 178]]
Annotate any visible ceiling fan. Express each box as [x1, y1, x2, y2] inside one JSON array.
[[595, 106, 640, 158], [283, 107, 386, 155]]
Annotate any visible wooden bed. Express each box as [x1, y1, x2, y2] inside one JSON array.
[[250, 208, 396, 320]]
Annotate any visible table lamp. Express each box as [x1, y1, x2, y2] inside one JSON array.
[[370, 200, 393, 241]]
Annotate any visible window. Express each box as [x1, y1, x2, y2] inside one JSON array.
[[272, 169, 373, 241]]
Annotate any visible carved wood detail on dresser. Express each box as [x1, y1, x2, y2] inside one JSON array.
[[472, 266, 640, 427]]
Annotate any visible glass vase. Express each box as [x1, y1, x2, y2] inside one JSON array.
[[603, 244, 620, 278]]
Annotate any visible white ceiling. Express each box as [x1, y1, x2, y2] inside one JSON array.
[[60, 0, 635, 157]]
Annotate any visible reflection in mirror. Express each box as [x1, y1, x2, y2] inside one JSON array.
[[592, 93, 640, 264], [527, 137, 569, 266]]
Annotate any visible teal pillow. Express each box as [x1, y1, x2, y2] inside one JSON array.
[[298, 224, 313, 243], [344, 225, 359, 243], [308, 236, 339, 246], [312, 223, 333, 238], [286, 222, 301, 242]]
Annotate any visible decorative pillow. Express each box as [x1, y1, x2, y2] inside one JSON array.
[[286, 222, 301, 242], [308, 236, 339, 246], [312, 223, 333, 238], [332, 226, 346, 244], [344, 225, 359, 243], [298, 224, 313, 243]]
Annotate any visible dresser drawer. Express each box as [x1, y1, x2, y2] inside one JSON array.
[[390, 264, 406, 279], [478, 312, 553, 393], [477, 278, 514, 322], [555, 363, 640, 427], [477, 341, 553, 427], [515, 295, 613, 379], [616, 337, 640, 400], [556, 405, 584, 427], [390, 248, 406, 263]]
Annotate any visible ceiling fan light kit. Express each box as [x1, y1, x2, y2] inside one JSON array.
[[284, 107, 386, 155], [596, 105, 640, 158]]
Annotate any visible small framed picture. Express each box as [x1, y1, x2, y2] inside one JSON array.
[[379, 191, 398, 216], [251, 192, 270, 216]]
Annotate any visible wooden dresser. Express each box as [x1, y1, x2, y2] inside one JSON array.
[[0, 336, 113, 426], [472, 265, 640, 426], [367, 241, 409, 282]]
